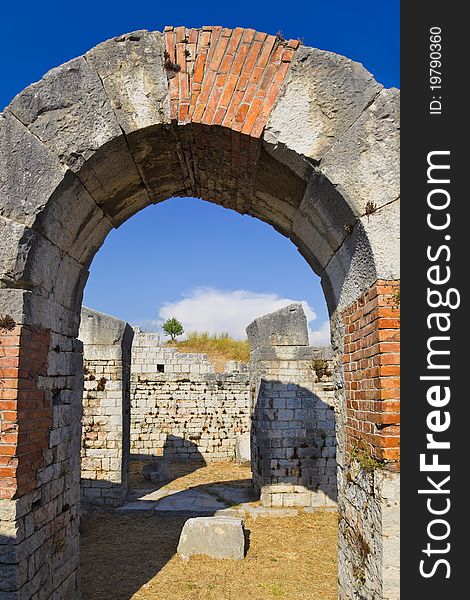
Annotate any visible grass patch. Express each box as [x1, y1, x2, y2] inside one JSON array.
[[82, 461, 337, 599], [350, 445, 385, 473], [169, 332, 250, 371], [81, 508, 338, 600]]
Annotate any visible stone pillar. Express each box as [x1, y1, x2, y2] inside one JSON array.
[[247, 304, 337, 509], [79, 307, 133, 507], [0, 306, 83, 599], [333, 280, 400, 600]]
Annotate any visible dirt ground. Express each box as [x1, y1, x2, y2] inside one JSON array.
[[80, 462, 338, 600]]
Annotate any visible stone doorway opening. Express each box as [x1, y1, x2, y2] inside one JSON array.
[[0, 25, 399, 599], [78, 301, 338, 511], [78, 300, 339, 600]]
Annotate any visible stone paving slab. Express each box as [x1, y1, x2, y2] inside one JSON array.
[[116, 483, 306, 518], [128, 488, 180, 502], [205, 484, 255, 505], [115, 501, 156, 514], [153, 489, 228, 512], [117, 482, 305, 518]]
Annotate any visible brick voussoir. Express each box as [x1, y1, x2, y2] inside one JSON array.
[[164, 25, 298, 145]]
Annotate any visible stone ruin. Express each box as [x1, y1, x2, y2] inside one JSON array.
[[130, 332, 250, 462], [78, 303, 336, 511], [247, 304, 337, 509], [80, 307, 133, 506], [0, 26, 400, 598]]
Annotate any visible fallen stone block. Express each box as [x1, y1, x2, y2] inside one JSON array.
[[142, 460, 172, 482], [177, 517, 245, 560]]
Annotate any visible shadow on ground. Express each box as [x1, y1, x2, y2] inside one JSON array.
[[80, 476, 254, 600], [81, 510, 189, 600], [81, 435, 254, 599], [80, 501, 338, 600]]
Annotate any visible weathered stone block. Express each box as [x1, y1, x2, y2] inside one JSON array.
[[0, 112, 67, 227], [142, 461, 172, 483], [79, 307, 133, 347], [264, 45, 382, 163], [177, 517, 245, 560], [321, 87, 400, 217], [85, 30, 170, 135], [246, 303, 309, 349], [6, 56, 151, 227]]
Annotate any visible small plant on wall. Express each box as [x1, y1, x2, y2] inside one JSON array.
[[350, 443, 385, 474], [0, 314, 16, 332], [310, 358, 332, 382]]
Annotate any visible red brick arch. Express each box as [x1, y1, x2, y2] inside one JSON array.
[[164, 26, 298, 133], [0, 26, 400, 599]]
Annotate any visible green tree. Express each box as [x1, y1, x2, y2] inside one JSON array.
[[162, 317, 184, 341]]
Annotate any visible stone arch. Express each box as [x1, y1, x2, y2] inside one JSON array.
[[0, 27, 399, 599]]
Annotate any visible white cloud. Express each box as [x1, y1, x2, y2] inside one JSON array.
[[308, 320, 331, 347], [157, 287, 330, 345]]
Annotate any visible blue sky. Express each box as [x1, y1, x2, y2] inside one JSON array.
[[1, 1, 399, 343]]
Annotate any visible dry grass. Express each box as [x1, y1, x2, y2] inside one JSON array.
[[129, 460, 252, 492], [82, 461, 338, 599], [81, 511, 338, 600], [168, 332, 250, 372]]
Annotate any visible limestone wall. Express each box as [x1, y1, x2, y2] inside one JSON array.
[[247, 304, 337, 509], [337, 465, 400, 600], [130, 331, 250, 460], [79, 308, 133, 506], [132, 331, 216, 376]]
